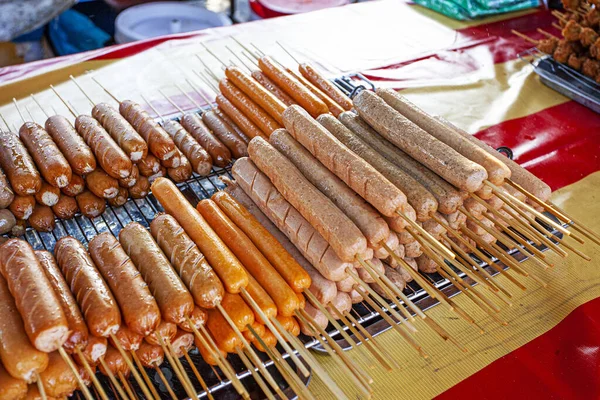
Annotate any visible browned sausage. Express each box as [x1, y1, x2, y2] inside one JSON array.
[[0, 274, 49, 382], [136, 342, 163, 367], [119, 100, 179, 165], [45, 115, 96, 175], [35, 250, 88, 353], [0, 209, 16, 235], [148, 166, 166, 183], [171, 329, 194, 358], [167, 152, 192, 183], [61, 174, 85, 197], [76, 190, 106, 218], [55, 236, 122, 338], [251, 70, 296, 107], [299, 64, 353, 111], [9, 195, 34, 220], [145, 321, 177, 346], [128, 175, 149, 199], [214, 109, 250, 144], [73, 336, 107, 367], [0, 239, 69, 352], [0, 363, 27, 400], [85, 169, 119, 199], [118, 165, 139, 188], [107, 187, 128, 207], [181, 113, 231, 168], [92, 103, 148, 162], [0, 168, 15, 209], [39, 352, 77, 398], [88, 232, 161, 336], [163, 120, 212, 175], [202, 110, 248, 159], [109, 325, 143, 351], [75, 115, 132, 179], [179, 307, 208, 333], [150, 213, 224, 309], [137, 154, 161, 177], [0, 130, 41, 196], [98, 345, 129, 377], [216, 95, 266, 141], [119, 222, 194, 325], [34, 181, 60, 207]]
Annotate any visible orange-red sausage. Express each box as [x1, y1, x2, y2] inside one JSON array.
[[34, 181, 60, 207], [212, 191, 311, 293], [150, 178, 249, 293], [136, 342, 164, 367], [109, 325, 143, 351], [0, 239, 68, 352], [85, 169, 119, 199], [299, 64, 353, 111], [74, 336, 107, 367], [181, 112, 231, 168], [29, 205, 55, 232], [128, 175, 149, 199], [39, 352, 77, 398], [61, 174, 84, 197], [216, 95, 265, 140], [0, 363, 27, 399], [197, 198, 299, 316], [118, 165, 139, 188], [45, 115, 96, 175], [9, 195, 34, 219], [251, 70, 296, 107], [163, 120, 212, 175], [167, 151, 193, 183], [145, 321, 177, 346], [287, 67, 344, 117], [179, 307, 208, 333], [0, 130, 41, 196], [76, 190, 105, 218], [107, 187, 128, 207], [137, 154, 161, 177]]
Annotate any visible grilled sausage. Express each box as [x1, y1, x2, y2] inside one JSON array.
[[88, 232, 161, 336], [171, 330, 194, 358], [195, 331, 225, 366], [197, 198, 299, 317], [35, 250, 88, 353], [55, 237, 121, 338], [106, 187, 128, 208], [0, 239, 68, 352], [109, 325, 143, 352], [163, 120, 212, 175], [23, 385, 57, 400], [299, 303, 328, 336], [251, 70, 296, 107], [98, 345, 129, 377], [258, 56, 328, 118], [404, 240, 423, 258], [137, 154, 161, 177], [128, 175, 150, 199], [287, 67, 344, 117], [120, 222, 194, 325], [0, 168, 14, 209], [181, 113, 231, 168], [34, 181, 60, 207], [0, 209, 16, 235], [45, 115, 96, 175], [136, 342, 163, 367], [0, 363, 27, 400], [326, 292, 352, 315], [216, 95, 265, 141], [92, 103, 148, 162], [151, 178, 249, 293], [202, 110, 248, 159], [75, 115, 132, 179], [249, 136, 370, 262], [19, 122, 72, 188], [299, 64, 353, 111], [61, 174, 84, 197], [0, 274, 49, 382], [73, 336, 107, 367], [9, 195, 34, 220], [11, 219, 26, 237], [150, 213, 224, 309], [39, 352, 77, 398], [85, 169, 119, 199], [119, 100, 178, 165], [118, 165, 138, 188], [0, 130, 41, 196], [76, 190, 105, 218], [354, 90, 487, 193], [232, 158, 350, 282], [179, 307, 208, 333], [377, 88, 511, 187], [214, 109, 250, 144], [271, 128, 390, 248], [283, 105, 406, 217], [167, 151, 193, 183]]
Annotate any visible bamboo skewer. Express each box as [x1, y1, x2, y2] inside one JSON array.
[[50, 85, 79, 117], [70, 75, 96, 106], [118, 372, 136, 400], [58, 347, 95, 400], [99, 357, 130, 400], [75, 348, 110, 400], [181, 347, 214, 400], [110, 334, 156, 400], [511, 29, 540, 45], [163, 337, 198, 398], [234, 347, 276, 400], [397, 210, 456, 260], [547, 201, 600, 246], [154, 333, 198, 399], [131, 351, 161, 400], [35, 372, 47, 400], [154, 366, 178, 400]]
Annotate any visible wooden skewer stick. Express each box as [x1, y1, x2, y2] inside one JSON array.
[[552, 22, 563, 30], [69, 75, 95, 107], [234, 347, 276, 400], [231, 36, 261, 60], [75, 348, 110, 400], [181, 347, 215, 400], [155, 333, 198, 399], [511, 29, 539, 45], [547, 201, 600, 246], [110, 334, 156, 400], [30, 94, 50, 118], [24, 104, 37, 124], [118, 371, 136, 400], [201, 44, 227, 67], [174, 82, 202, 110], [35, 372, 48, 400], [130, 351, 161, 400], [12, 98, 27, 125], [276, 41, 302, 65], [196, 55, 221, 83], [186, 78, 219, 111], [99, 357, 130, 400], [397, 210, 456, 260], [58, 347, 95, 400], [241, 50, 260, 68], [166, 340, 200, 399], [250, 42, 266, 57], [194, 70, 219, 94], [537, 28, 559, 39], [551, 11, 569, 23], [240, 288, 310, 378], [50, 85, 78, 118], [154, 366, 178, 400], [91, 76, 121, 103], [0, 112, 10, 130], [225, 45, 255, 72], [216, 304, 286, 399], [158, 89, 186, 115]]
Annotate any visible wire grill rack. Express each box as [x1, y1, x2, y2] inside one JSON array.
[[17, 72, 562, 398]]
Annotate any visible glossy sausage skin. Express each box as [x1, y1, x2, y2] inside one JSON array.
[[145, 321, 177, 346], [179, 307, 208, 333], [118, 165, 138, 188], [0, 130, 41, 196], [55, 237, 121, 338], [109, 325, 143, 352], [181, 113, 231, 168], [137, 154, 161, 177], [299, 64, 353, 111], [0, 363, 27, 400], [34, 181, 60, 207], [119, 222, 194, 325], [107, 187, 128, 207], [29, 205, 55, 232], [98, 345, 129, 377], [212, 190, 311, 293], [232, 158, 350, 282], [85, 169, 119, 199], [150, 213, 224, 309], [163, 120, 212, 175], [171, 329, 194, 358], [287, 67, 344, 117], [202, 110, 248, 159], [0, 209, 16, 235], [9, 195, 34, 219], [119, 100, 178, 165], [128, 175, 149, 199], [92, 103, 148, 162], [76, 190, 106, 218], [248, 136, 369, 262], [88, 232, 161, 336], [45, 115, 96, 175], [51, 195, 78, 220], [258, 56, 328, 118], [75, 115, 132, 179], [150, 178, 249, 293], [19, 122, 72, 188], [251, 70, 296, 107], [0, 239, 68, 352], [197, 198, 299, 317], [61, 174, 84, 197], [0, 168, 14, 209], [216, 95, 265, 141], [214, 110, 250, 144], [74, 336, 107, 367], [35, 250, 88, 353], [136, 342, 164, 367], [39, 352, 77, 398], [0, 274, 49, 382], [167, 151, 192, 183]]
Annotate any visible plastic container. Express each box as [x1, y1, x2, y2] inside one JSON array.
[[249, 0, 350, 18]]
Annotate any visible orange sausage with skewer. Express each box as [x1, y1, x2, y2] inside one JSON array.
[[251, 70, 296, 107], [299, 64, 353, 111], [216, 94, 266, 140], [197, 198, 300, 317], [286, 67, 344, 117], [45, 115, 96, 175], [202, 109, 248, 159], [181, 112, 231, 168], [0, 130, 41, 196]]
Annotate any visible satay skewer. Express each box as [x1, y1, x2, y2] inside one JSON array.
[[75, 348, 111, 400], [110, 334, 157, 400], [233, 347, 276, 400], [154, 333, 198, 399], [57, 347, 96, 400], [154, 366, 178, 400], [181, 347, 215, 400], [118, 372, 136, 400], [130, 351, 161, 400], [99, 357, 130, 400]]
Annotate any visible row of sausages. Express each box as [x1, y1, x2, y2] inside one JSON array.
[[0, 175, 324, 399]]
